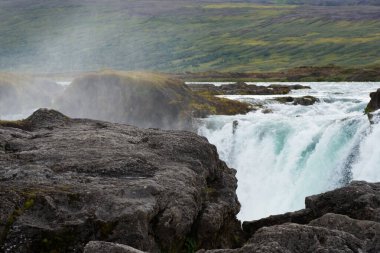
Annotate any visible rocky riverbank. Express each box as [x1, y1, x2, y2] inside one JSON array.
[[85, 181, 380, 253], [187, 82, 310, 96], [1, 109, 380, 253]]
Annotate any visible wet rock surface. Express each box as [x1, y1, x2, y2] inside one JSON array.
[[187, 82, 292, 95], [273, 95, 319, 106], [0, 109, 242, 252], [268, 84, 311, 90], [365, 89, 380, 123], [365, 88, 380, 113], [84, 241, 146, 253], [201, 181, 380, 253]]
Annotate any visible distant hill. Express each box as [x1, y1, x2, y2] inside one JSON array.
[[266, 0, 380, 5], [0, 0, 379, 73]]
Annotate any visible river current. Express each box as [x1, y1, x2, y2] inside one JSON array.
[[2, 81, 379, 222], [195, 82, 380, 221]]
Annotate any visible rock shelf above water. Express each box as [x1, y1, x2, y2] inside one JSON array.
[[0, 109, 242, 252]]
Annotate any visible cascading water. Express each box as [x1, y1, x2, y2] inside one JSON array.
[[197, 82, 380, 221]]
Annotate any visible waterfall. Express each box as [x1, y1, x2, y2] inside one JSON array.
[[198, 82, 380, 221]]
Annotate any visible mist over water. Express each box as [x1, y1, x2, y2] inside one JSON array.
[[2, 80, 380, 222], [198, 82, 380, 221]]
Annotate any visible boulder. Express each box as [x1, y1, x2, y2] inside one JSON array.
[[365, 89, 380, 123], [201, 181, 380, 253], [243, 181, 380, 236], [268, 84, 311, 90], [199, 223, 364, 253], [187, 82, 291, 96], [0, 109, 242, 252], [274, 96, 319, 106]]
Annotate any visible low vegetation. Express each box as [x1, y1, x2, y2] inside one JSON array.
[[0, 1, 379, 75], [174, 65, 380, 82]]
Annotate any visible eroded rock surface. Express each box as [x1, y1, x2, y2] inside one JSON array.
[[273, 96, 319, 106], [84, 241, 146, 253], [201, 181, 380, 253], [187, 82, 291, 95], [365, 89, 380, 123], [365, 88, 380, 113], [0, 109, 242, 252]]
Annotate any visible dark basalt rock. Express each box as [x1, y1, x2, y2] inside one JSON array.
[[273, 96, 319, 106], [309, 213, 380, 252], [84, 241, 145, 253], [187, 82, 291, 95], [199, 223, 364, 253], [243, 181, 380, 236], [200, 181, 380, 253], [0, 109, 242, 253], [365, 88, 380, 114], [365, 89, 380, 123], [268, 84, 311, 90]]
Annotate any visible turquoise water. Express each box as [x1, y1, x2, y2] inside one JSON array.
[[197, 82, 380, 221]]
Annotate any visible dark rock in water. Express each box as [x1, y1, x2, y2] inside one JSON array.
[[365, 88, 380, 114], [187, 82, 291, 95], [232, 120, 238, 134], [0, 73, 63, 116], [305, 181, 380, 222], [365, 89, 380, 123], [0, 109, 242, 252], [84, 241, 146, 253], [243, 181, 380, 236], [200, 181, 380, 253], [274, 96, 319, 106], [242, 208, 315, 236], [268, 84, 311, 90], [200, 223, 364, 253]]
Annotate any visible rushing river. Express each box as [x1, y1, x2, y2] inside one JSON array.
[[196, 82, 380, 221], [2, 81, 379, 222]]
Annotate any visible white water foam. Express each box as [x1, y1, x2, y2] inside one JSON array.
[[197, 82, 380, 221]]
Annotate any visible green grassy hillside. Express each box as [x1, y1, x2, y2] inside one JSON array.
[[0, 0, 379, 73]]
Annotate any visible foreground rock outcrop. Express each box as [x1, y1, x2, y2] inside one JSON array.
[[55, 71, 251, 130], [0, 109, 242, 252], [201, 181, 380, 253]]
